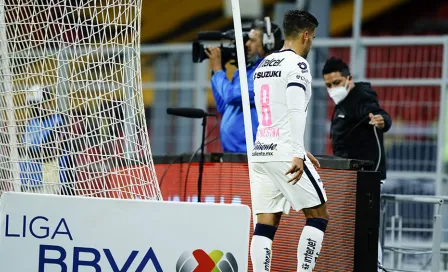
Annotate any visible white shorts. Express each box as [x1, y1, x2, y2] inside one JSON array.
[[250, 159, 327, 215]]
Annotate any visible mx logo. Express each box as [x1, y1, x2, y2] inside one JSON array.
[[176, 249, 238, 272]]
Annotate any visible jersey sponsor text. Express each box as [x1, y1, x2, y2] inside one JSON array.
[[254, 71, 281, 80], [251, 50, 312, 162]]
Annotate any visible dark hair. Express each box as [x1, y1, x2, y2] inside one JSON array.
[[283, 10, 319, 38], [322, 57, 351, 76]]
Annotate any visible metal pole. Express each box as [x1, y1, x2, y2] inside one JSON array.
[[193, 61, 208, 152], [123, 47, 138, 161], [437, 37, 448, 252], [176, 53, 193, 153], [308, 0, 331, 155], [379, 198, 387, 257], [0, 0, 20, 192], [431, 202, 443, 272], [391, 202, 398, 268], [352, 0, 363, 46], [350, 0, 363, 78], [305, 50, 315, 151], [56, 46, 70, 124], [56, 45, 72, 195], [230, 0, 257, 227], [197, 116, 207, 202], [230, 0, 254, 157], [151, 56, 171, 156], [435, 38, 448, 197]]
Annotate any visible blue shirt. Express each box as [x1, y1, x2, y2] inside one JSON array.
[[211, 58, 262, 153], [19, 114, 69, 186]]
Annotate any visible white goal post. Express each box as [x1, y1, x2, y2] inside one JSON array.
[[0, 0, 162, 200]]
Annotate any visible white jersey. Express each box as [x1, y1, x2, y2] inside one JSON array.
[[251, 49, 312, 162]]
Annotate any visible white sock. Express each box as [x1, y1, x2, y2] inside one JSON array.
[[250, 235, 273, 272], [297, 225, 325, 271]]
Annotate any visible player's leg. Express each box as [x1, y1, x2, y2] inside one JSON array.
[[296, 160, 329, 272], [298, 202, 329, 271], [267, 160, 329, 271], [250, 162, 289, 272], [250, 212, 282, 272]]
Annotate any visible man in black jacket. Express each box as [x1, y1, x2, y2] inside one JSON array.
[[322, 57, 392, 180], [322, 57, 392, 271]]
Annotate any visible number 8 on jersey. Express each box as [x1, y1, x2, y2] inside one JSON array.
[[260, 84, 272, 126]]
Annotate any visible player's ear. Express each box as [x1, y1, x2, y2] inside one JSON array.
[[302, 31, 308, 44]]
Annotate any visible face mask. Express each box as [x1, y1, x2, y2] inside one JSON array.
[[327, 77, 350, 104]]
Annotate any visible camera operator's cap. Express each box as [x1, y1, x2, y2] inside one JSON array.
[[26, 85, 48, 104]]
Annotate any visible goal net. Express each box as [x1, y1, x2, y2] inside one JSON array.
[[0, 0, 162, 200]]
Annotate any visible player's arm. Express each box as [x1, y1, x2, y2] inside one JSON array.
[[307, 151, 320, 168], [284, 66, 308, 184], [287, 71, 307, 160]]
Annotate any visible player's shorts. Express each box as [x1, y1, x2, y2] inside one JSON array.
[[250, 159, 327, 215]]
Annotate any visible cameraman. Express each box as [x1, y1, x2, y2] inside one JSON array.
[[19, 85, 74, 195], [322, 57, 392, 271], [205, 18, 282, 153]]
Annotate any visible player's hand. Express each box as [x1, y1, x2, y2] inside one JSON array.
[[369, 113, 385, 129], [307, 151, 320, 168], [285, 157, 304, 185], [205, 46, 222, 73]]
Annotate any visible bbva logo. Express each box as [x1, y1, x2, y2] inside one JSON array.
[[176, 249, 238, 272]]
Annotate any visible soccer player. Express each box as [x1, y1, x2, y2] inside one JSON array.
[[250, 10, 329, 272]]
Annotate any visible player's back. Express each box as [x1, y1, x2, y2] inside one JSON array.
[[252, 49, 312, 162]]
